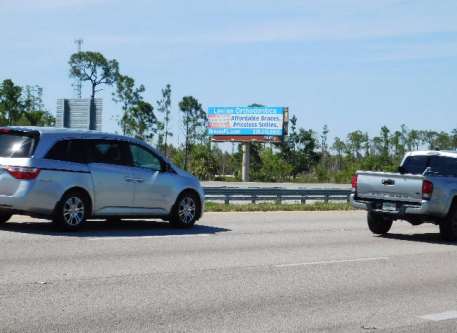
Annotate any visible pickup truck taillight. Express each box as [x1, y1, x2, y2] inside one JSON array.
[[422, 180, 433, 200], [351, 175, 358, 193], [5, 166, 40, 180]]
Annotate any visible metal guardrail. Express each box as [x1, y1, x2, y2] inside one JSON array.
[[203, 187, 352, 205]]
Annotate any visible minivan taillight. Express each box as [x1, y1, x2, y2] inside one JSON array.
[[351, 175, 358, 193], [5, 166, 40, 180], [422, 180, 433, 200]]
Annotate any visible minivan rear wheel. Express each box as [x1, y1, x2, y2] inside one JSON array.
[[54, 191, 88, 231], [0, 213, 12, 224], [169, 192, 199, 228]]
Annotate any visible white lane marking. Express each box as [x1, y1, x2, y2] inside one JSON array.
[[87, 234, 213, 241], [419, 311, 457, 321], [275, 257, 389, 268]]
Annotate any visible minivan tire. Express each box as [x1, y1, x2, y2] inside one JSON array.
[[0, 213, 12, 224], [440, 208, 457, 241], [367, 212, 393, 235], [169, 192, 199, 228], [53, 191, 89, 231]]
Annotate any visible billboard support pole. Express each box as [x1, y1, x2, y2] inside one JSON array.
[[242, 142, 250, 182]]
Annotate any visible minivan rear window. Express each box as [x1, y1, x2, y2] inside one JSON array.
[[0, 132, 38, 158]]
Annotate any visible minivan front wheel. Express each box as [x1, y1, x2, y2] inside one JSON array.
[[169, 192, 199, 228], [54, 191, 88, 231]]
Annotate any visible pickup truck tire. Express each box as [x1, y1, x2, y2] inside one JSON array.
[[367, 212, 393, 235], [0, 213, 12, 224], [439, 209, 457, 241]]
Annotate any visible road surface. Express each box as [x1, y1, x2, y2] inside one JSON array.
[[2, 211, 457, 332]]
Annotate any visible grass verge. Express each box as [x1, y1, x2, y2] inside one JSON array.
[[205, 202, 353, 212]]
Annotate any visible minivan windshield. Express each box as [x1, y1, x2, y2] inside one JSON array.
[[0, 132, 38, 157]]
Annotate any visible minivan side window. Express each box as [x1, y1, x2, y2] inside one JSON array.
[[129, 144, 163, 171], [46, 140, 86, 164], [87, 140, 130, 166]]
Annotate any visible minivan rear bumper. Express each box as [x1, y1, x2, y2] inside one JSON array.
[[0, 179, 59, 216]]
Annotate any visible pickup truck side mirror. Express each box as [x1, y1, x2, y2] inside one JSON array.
[[162, 162, 175, 173], [398, 166, 406, 174]]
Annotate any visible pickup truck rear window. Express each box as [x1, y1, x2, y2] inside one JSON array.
[[429, 156, 457, 176], [402, 156, 428, 175], [0, 132, 38, 157]]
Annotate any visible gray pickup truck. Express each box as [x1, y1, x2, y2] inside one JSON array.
[[351, 151, 457, 241]]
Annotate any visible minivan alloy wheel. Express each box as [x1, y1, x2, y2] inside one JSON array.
[[178, 196, 196, 224], [63, 196, 85, 226]]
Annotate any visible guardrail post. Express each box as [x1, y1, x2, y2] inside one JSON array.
[[276, 194, 282, 205], [347, 194, 351, 203], [301, 196, 306, 204], [324, 195, 329, 204], [251, 195, 257, 204], [224, 195, 230, 205]]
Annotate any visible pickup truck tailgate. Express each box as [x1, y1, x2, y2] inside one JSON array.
[[356, 171, 423, 203]]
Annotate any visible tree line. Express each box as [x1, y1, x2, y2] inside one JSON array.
[[0, 79, 55, 126], [3, 50, 456, 183]]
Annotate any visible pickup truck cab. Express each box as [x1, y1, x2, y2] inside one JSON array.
[[351, 151, 457, 241]]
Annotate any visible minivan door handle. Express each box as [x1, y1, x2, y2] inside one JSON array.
[[124, 176, 144, 183]]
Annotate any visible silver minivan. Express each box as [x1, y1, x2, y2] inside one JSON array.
[[0, 127, 205, 230]]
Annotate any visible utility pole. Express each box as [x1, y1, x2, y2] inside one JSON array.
[[74, 38, 84, 99], [241, 142, 250, 182]]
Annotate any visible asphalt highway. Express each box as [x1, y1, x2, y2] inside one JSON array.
[[2, 211, 457, 332]]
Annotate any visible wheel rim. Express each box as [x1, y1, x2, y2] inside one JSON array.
[[63, 196, 85, 226], [178, 196, 196, 224]]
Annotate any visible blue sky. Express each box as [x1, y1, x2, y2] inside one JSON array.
[[1, 0, 457, 144]]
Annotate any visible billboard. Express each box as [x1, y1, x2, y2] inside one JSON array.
[[208, 107, 287, 142]]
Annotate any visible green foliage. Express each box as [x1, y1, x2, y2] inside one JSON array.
[[0, 79, 55, 127], [205, 202, 353, 212], [257, 148, 293, 182], [156, 84, 172, 156], [188, 144, 218, 180], [126, 101, 158, 141], [279, 116, 320, 179], [0, 79, 23, 125], [69, 51, 119, 99], [179, 96, 207, 170]]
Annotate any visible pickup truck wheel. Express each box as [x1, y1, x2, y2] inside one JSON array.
[[367, 212, 393, 235], [440, 209, 457, 241], [0, 213, 12, 224]]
